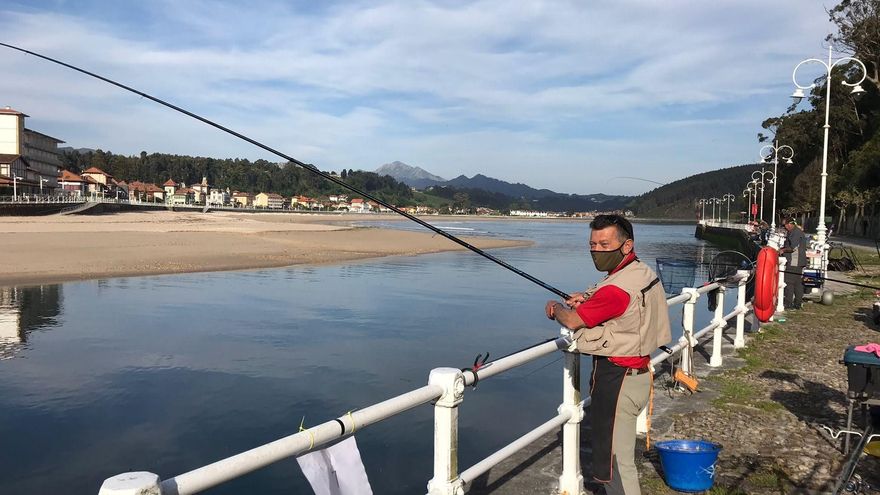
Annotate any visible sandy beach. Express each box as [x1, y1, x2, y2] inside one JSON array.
[[0, 211, 532, 287]]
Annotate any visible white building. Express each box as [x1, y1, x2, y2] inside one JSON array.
[[208, 188, 230, 206], [0, 107, 64, 195]]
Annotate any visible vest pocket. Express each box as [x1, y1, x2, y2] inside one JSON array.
[[574, 325, 614, 354]]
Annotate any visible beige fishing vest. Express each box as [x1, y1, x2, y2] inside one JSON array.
[[572, 259, 672, 357]]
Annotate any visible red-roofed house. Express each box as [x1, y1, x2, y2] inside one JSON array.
[[163, 179, 178, 200], [349, 198, 368, 213], [191, 176, 210, 204], [81, 167, 115, 199], [58, 169, 87, 197], [171, 187, 195, 205], [127, 180, 165, 203], [232, 191, 253, 207]]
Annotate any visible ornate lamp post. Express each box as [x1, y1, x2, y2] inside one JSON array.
[[709, 197, 722, 223], [792, 46, 867, 270], [746, 180, 759, 222], [722, 193, 735, 225], [759, 141, 794, 230], [742, 188, 753, 222], [698, 198, 707, 223], [751, 170, 775, 222]]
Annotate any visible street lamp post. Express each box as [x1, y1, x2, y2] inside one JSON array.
[[747, 179, 761, 222], [12, 175, 23, 199], [709, 197, 721, 223], [742, 188, 752, 222], [759, 141, 794, 230], [698, 198, 707, 223], [751, 170, 775, 222], [39, 177, 48, 196], [792, 46, 867, 271], [722, 193, 735, 225]]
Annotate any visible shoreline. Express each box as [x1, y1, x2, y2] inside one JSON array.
[[0, 211, 532, 287]]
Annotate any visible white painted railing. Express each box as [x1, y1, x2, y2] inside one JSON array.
[[0, 194, 87, 204], [99, 271, 755, 495]]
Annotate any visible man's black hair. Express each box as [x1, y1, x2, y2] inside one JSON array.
[[590, 214, 634, 242]]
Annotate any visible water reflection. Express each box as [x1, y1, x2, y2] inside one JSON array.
[[0, 223, 732, 494], [0, 285, 62, 359]]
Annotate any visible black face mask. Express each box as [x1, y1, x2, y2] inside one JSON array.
[[591, 244, 626, 272]]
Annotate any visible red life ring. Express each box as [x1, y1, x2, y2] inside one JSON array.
[[753, 246, 779, 322]]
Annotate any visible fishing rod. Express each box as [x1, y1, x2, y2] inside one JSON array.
[[780, 269, 880, 291], [1, 42, 571, 300]]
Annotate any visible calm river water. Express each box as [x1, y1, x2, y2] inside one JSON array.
[[0, 221, 731, 494]]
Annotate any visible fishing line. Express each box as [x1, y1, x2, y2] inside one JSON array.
[[609, 176, 667, 186], [1, 42, 571, 299]]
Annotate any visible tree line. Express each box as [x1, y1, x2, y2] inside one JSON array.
[[61, 150, 415, 205]]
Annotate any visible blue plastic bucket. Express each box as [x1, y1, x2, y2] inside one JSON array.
[[655, 440, 722, 492]]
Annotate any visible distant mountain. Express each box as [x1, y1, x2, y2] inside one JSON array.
[[444, 174, 565, 199], [377, 161, 632, 212], [376, 161, 445, 187]]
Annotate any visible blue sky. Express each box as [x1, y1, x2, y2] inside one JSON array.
[[1, 1, 838, 195]]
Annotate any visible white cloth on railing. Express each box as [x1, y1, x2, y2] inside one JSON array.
[[297, 436, 373, 495]]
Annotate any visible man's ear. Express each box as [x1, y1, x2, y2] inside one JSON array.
[[622, 238, 634, 254]]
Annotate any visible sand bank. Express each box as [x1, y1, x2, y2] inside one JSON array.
[[0, 211, 531, 287]]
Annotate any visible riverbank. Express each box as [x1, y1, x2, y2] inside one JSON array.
[[0, 211, 531, 287], [641, 269, 880, 494]]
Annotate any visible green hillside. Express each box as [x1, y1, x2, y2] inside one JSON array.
[[629, 164, 763, 219]]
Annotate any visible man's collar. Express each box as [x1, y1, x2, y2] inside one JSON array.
[[609, 251, 637, 275]]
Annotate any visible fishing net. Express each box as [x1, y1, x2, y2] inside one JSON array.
[[655, 259, 697, 295], [708, 250, 754, 287]]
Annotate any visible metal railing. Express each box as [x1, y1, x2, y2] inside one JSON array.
[[0, 194, 87, 204], [99, 271, 756, 495]]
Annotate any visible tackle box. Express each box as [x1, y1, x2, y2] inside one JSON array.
[[842, 345, 880, 400]]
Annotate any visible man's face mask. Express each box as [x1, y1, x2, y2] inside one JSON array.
[[590, 244, 626, 272], [590, 242, 626, 272]]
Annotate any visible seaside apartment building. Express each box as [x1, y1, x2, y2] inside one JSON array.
[[254, 192, 284, 209], [0, 107, 64, 195]]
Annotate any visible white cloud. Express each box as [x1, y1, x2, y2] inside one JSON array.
[[0, 0, 840, 194]]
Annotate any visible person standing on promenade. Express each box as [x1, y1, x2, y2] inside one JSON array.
[[544, 214, 671, 495], [780, 218, 807, 309]]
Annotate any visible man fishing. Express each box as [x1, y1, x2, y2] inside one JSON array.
[[545, 214, 671, 495]]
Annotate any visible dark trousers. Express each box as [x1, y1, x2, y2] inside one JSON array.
[[783, 266, 804, 309]]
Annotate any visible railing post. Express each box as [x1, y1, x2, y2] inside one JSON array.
[[709, 286, 726, 367], [776, 256, 787, 316], [427, 368, 465, 495], [558, 343, 584, 495], [680, 288, 699, 376], [734, 270, 749, 348], [98, 472, 162, 495]]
